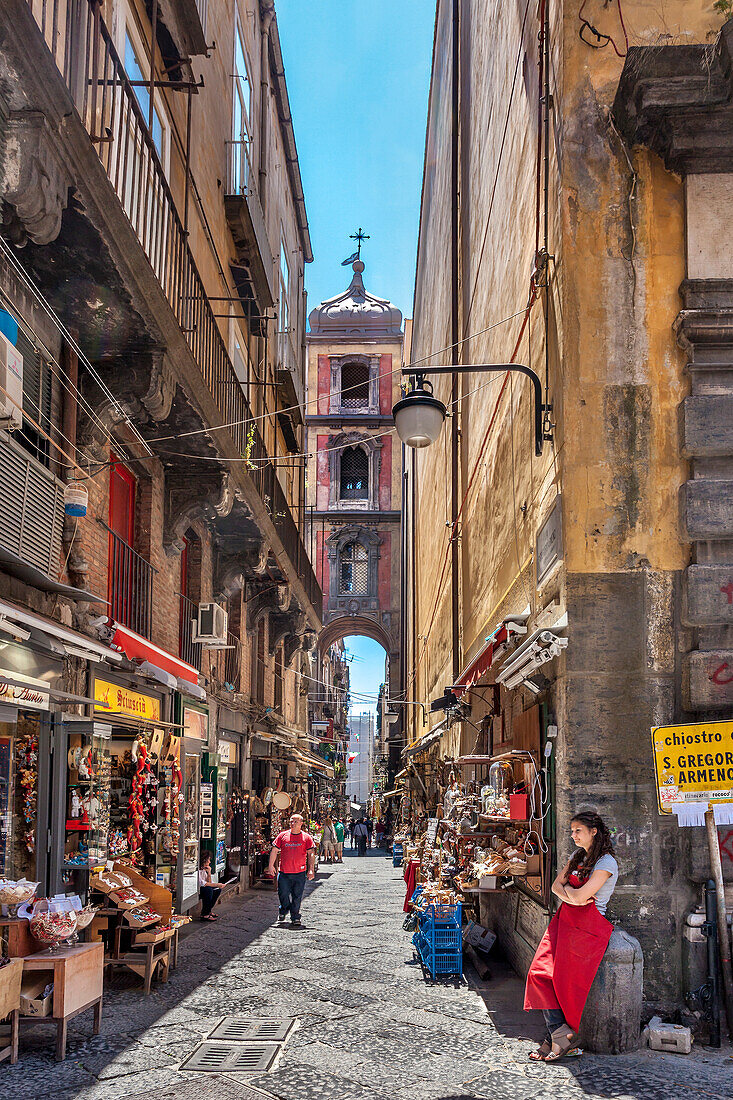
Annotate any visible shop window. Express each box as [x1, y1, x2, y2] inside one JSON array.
[[0, 711, 40, 882], [339, 541, 369, 595], [340, 361, 369, 409], [340, 446, 369, 500]]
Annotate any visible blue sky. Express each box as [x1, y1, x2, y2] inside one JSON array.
[[343, 635, 387, 716], [276, 0, 435, 322]]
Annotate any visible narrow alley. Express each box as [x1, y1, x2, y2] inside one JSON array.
[[0, 852, 728, 1100]]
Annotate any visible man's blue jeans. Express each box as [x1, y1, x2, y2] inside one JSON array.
[[278, 871, 306, 920]]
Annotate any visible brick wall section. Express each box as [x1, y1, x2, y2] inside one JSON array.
[[318, 355, 330, 414], [379, 354, 393, 414], [315, 529, 329, 596], [378, 531, 391, 607], [379, 435, 392, 511], [316, 434, 329, 509]]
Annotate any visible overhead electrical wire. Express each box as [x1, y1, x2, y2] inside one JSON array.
[[0, 236, 153, 458], [407, 0, 547, 699]]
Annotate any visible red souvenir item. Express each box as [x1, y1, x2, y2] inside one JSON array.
[[523, 873, 613, 1031]]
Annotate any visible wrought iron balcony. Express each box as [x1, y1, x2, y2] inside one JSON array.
[[225, 139, 276, 316], [178, 593, 203, 671], [22, 0, 321, 621], [105, 524, 156, 640], [276, 326, 305, 424]]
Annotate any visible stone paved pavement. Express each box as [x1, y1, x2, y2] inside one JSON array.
[[0, 849, 731, 1100]]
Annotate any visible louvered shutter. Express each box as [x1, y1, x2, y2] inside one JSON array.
[[0, 432, 64, 574]]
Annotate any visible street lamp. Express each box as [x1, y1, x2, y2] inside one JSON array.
[[393, 365, 551, 456]]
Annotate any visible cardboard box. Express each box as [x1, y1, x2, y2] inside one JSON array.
[[20, 974, 53, 1017], [463, 920, 497, 954]]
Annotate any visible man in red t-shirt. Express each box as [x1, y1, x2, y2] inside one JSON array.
[[266, 813, 316, 927]]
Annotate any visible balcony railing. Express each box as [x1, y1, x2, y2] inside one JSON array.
[[24, 0, 321, 621], [179, 593, 203, 671], [105, 525, 156, 639]]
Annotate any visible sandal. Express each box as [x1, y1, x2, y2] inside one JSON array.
[[529, 1040, 551, 1061], [545, 1026, 580, 1062]]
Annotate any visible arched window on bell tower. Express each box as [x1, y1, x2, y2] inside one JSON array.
[[340, 445, 369, 500], [339, 541, 369, 595], [340, 361, 370, 409]]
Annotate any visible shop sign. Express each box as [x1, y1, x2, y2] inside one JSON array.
[[94, 677, 160, 721], [651, 719, 733, 813], [0, 673, 49, 711], [536, 496, 562, 586], [184, 707, 207, 739], [218, 739, 238, 766]]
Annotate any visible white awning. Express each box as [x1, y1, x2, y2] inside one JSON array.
[[0, 597, 122, 664]]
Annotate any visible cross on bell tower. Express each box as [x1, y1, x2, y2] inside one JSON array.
[[349, 227, 370, 259]]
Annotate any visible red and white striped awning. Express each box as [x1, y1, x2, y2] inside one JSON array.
[[453, 618, 525, 697], [109, 622, 199, 685]]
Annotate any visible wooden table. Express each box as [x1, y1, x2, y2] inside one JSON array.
[[0, 918, 39, 958], [105, 929, 173, 995], [0, 959, 22, 1064], [21, 942, 103, 1061]]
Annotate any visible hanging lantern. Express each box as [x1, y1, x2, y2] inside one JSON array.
[[64, 481, 88, 517]]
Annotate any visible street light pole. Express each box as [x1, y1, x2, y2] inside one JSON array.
[[399, 364, 551, 456]]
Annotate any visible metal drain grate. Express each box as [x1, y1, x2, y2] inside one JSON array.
[[207, 1017, 295, 1043], [179, 1040, 280, 1073]]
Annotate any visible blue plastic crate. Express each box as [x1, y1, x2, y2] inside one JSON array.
[[424, 924, 462, 952], [422, 902, 461, 928], [418, 940, 463, 978], [393, 855, 403, 867], [410, 885, 423, 903]]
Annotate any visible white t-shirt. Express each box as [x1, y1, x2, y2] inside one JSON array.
[[592, 854, 619, 915]]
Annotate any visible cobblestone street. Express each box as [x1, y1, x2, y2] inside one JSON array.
[[1, 850, 730, 1100]]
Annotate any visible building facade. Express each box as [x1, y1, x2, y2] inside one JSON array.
[[346, 711, 375, 807], [0, 0, 323, 905], [305, 260, 404, 753], [405, 0, 733, 1012]]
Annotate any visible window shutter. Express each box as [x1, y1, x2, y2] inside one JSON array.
[[0, 433, 64, 574]]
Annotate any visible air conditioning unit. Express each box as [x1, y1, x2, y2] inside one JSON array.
[[0, 332, 23, 430], [193, 602, 228, 646]]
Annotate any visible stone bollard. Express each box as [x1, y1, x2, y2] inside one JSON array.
[[578, 928, 643, 1053]]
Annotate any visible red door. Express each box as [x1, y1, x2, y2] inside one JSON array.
[[108, 456, 135, 625]]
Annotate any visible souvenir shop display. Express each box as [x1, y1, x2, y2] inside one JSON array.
[[398, 750, 547, 922], [0, 879, 38, 918], [25, 898, 78, 953], [63, 725, 111, 890]]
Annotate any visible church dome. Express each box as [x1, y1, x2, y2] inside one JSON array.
[[308, 261, 403, 337]]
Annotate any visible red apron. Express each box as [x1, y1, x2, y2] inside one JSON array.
[[403, 859, 419, 912], [523, 873, 612, 1032]]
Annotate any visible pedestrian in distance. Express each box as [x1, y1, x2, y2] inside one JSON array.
[[348, 818, 356, 849], [333, 817, 345, 861], [265, 812, 316, 928], [524, 810, 619, 1062], [322, 815, 337, 863], [198, 852, 222, 922], [354, 818, 368, 856], [365, 816, 374, 848]]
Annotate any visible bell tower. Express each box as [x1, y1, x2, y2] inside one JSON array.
[[305, 258, 404, 702]]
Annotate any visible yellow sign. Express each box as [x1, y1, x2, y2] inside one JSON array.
[[651, 720, 733, 813], [94, 678, 160, 722]]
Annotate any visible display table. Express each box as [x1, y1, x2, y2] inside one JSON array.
[[105, 930, 172, 995], [0, 959, 23, 1064], [0, 918, 39, 959], [21, 942, 103, 1061]]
